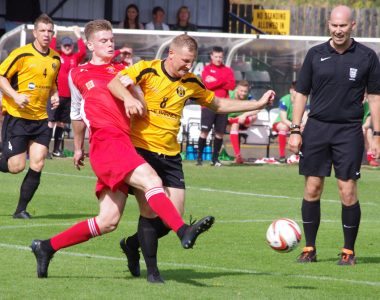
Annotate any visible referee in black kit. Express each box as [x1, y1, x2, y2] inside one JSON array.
[[288, 5, 380, 265]]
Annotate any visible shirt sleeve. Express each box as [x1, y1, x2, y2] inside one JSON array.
[[366, 50, 380, 94], [296, 48, 314, 95], [69, 70, 82, 121]]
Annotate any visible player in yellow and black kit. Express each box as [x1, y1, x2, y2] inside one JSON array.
[[108, 34, 275, 283], [0, 14, 60, 219]]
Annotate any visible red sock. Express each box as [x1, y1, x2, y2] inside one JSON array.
[[278, 131, 287, 157], [145, 187, 185, 232], [230, 131, 240, 156], [50, 218, 101, 251]]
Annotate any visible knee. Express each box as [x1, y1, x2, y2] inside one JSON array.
[[142, 173, 163, 191], [8, 161, 25, 174], [338, 188, 356, 205], [97, 216, 121, 234], [304, 184, 322, 199]]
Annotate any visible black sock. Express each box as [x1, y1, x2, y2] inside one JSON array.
[[197, 137, 206, 160], [0, 157, 9, 173], [301, 199, 321, 248], [138, 216, 159, 275], [15, 168, 41, 214], [53, 127, 64, 152], [342, 201, 361, 251], [212, 137, 223, 161]]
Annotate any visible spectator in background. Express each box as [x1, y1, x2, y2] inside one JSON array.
[[119, 4, 144, 30], [227, 80, 257, 164], [113, 44, 135, 67], [145, 6, 170, 31], [272, 81, 307, 163], [197, 46, 235, 166], [48, 26, 87, 157], [171, 6, 198, 31], [5, 0, 41, 32], [362, 94, 379, 167]]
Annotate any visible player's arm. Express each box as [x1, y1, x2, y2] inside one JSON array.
[[207, 90, 275, 113], [288, 92, 308, 154], [107, 73, 146, 118], [279, 109, 292, 127], [367, 93, 380, 158], [69, 71, 86, 170], [0, 75, 29, 108]]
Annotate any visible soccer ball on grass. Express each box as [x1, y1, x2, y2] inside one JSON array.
[[266, 218, 302, 253]]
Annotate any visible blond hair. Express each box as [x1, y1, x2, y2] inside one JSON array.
[[170, 34, 198, 53], [84, 19, 113, 41]]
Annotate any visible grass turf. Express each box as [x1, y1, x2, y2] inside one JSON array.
[[0, 159, 379, 299]]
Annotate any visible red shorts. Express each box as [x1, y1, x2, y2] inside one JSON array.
[[272, 122, 280, 132], [228, 116, 252, 127], [89, 127, 146, 198]]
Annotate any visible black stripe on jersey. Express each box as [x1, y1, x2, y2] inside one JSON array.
[[136, 68, 159, 83], [181, 77, 206, 89], [53, 55, 60, 61], [2, 53, 33, 77]]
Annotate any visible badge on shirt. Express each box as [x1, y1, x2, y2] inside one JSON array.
[[349, 68, 357, 81]]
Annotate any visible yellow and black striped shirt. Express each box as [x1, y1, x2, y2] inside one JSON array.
[[0, 43, 60, 120], [120, 59, 214, 155]]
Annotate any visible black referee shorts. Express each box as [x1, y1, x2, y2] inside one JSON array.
[[136, 147, 185, 189], [201, 107, 228, 134], [299, 118, 364, 180], [1, 114, 51, 159]]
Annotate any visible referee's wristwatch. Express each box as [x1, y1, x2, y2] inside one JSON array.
[[290, 123, 301, 130]]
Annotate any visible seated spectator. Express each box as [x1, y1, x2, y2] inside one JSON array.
[[145, 6, 170, 30], [272, 81, 307, 163], [119, 4, 144, 29], [171, 6, 198, 31], [228, 80, 257, 164]]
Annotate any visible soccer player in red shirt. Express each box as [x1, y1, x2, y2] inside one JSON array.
[[30, 20, 214, 279]]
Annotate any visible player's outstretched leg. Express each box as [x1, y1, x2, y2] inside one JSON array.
[[30, 240, 55, 278], [178, 216, 215, 249]]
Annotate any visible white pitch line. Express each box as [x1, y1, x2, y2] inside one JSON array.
[[0, 242, 379, 287], [42, 172, 378, 206], [2, 218, 380, 231]]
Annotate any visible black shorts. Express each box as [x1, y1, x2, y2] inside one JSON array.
[[299, 118, 364, 180], [1, 114, 51, 159], [47, 96, 71, 123], [136, 147, 185, 189], [201, 107, 228, 134]]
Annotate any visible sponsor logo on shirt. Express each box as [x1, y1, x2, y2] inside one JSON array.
[[28, 82, 35, 90], [85, 80, 95, 90], [320, 57, 331, 61], [349, 68, 357, 81]]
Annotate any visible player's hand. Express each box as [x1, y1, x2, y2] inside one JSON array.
[[51, 94, 60, 109], [73, 149, 85, 170], [14, 94, 30, 109], [288, 132, 302, 155], [205, 75, 217, 83], [124, 97, 145, 118], [257, 90, 276, 108]]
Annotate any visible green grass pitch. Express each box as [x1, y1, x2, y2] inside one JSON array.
[[0, 159, 379, 299]]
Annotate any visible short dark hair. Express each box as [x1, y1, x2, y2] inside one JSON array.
[[211, 46, 224, 53], [34, 13, 54, 28], [152, 6, 165, 15], [291, 80, 297, 89], [237, 80, 250, 87]]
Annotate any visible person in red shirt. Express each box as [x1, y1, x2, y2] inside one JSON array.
[[48, 26, 86, 157], [197, 46, 235, 166], [30, 19, 214, 280]]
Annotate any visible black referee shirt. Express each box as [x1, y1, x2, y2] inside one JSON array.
[[296, 38, 380, 123]]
